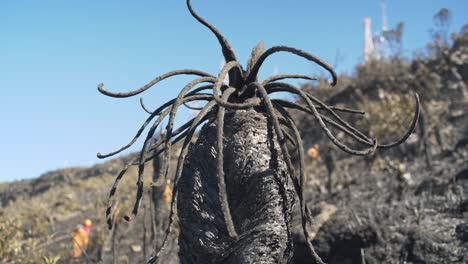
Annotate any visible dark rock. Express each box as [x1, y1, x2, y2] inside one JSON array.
[[458, 199, 468, 214], [455, 166, 468, 181], [455, 223, 468, 242]]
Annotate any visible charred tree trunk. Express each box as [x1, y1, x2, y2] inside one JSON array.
[[151, 138, 168, 248], [151, 135, 179, 263], [418, 107, 432, 168], [177, 109, 295, 263]]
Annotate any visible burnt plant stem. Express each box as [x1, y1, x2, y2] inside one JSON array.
[[148, 99, 219, 264], [98, 2, 421, 263]]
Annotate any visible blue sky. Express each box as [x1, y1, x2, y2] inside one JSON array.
[[1, 0, 467, 182]]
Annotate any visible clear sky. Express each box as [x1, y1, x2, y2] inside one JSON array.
[[1, 0, 467, 182]]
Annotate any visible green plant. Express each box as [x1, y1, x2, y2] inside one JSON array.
[[42, 255, 61, 264], [0, 217, 41, 264]]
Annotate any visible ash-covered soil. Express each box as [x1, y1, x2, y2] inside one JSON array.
[[292, 106, 468, 264]]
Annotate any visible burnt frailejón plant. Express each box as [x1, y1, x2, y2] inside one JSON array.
[[97, 1, 420, 263]]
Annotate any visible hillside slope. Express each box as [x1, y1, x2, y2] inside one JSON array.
[[1, 22, 467, 264]]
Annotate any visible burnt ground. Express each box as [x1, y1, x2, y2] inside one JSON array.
[[293, 152, 468, 264], [1, 110, 467, 264], [119, 100, 468, 264], [1, 108, 467, 264], [292, 114, 468, 263]]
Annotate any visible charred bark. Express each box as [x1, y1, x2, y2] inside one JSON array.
[[177, 109, 295, 264], [151, 137, 168, 248], [151, 135, 179, 263]]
